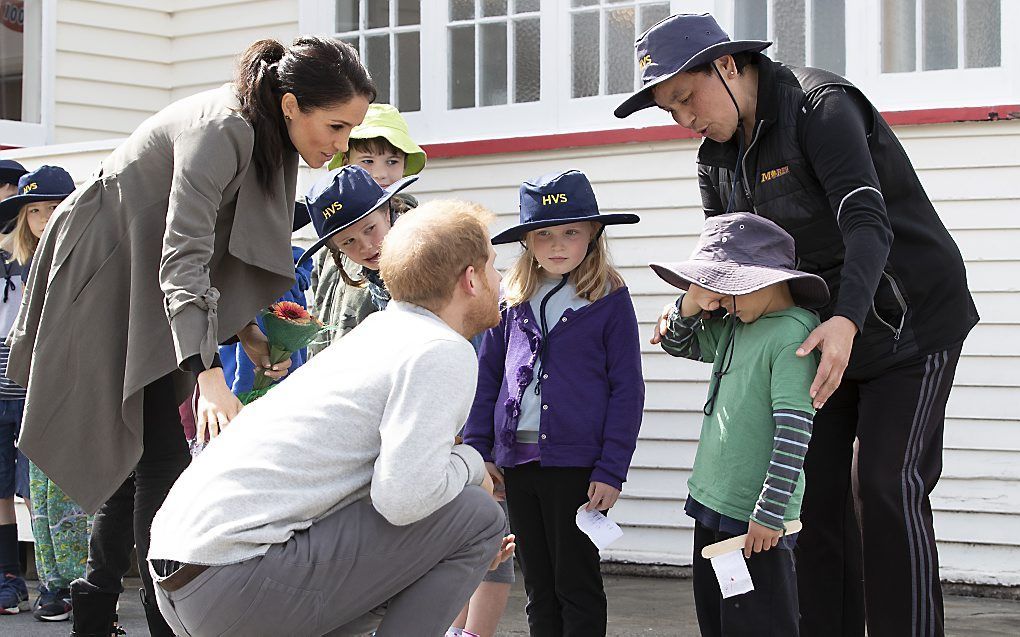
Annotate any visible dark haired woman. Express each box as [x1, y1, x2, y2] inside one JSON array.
[[7, 36, 375, 636]]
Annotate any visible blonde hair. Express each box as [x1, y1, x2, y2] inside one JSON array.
[[502, 225, 624, 307], [379, 199, 493, 313], [0, 205, 41, 265]]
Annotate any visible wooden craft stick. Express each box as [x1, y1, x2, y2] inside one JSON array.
[[700, 520, 803, 560]]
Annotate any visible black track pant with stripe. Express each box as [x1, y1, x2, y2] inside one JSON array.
[[796, 345, 962, 637]]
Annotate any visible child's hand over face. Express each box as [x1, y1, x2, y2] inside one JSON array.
[[744, 520, 783, 558], [586, 481, 621, 511], [686, 284, 727, 313]]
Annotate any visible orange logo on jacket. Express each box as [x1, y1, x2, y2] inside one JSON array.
[[760, 166, 790, 183]]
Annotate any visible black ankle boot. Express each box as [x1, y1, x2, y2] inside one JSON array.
[[69, 587, 122, 637], [140, 587, 176, 637]]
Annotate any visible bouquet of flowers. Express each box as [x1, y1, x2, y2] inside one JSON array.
[[237, 301, 326, 404]]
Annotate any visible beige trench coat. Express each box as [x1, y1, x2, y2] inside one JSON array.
[[7, 84, 298, 512]]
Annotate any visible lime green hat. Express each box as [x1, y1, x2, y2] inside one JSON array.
[[327, 104, 426, 176]]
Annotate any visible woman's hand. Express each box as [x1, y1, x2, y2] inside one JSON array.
[[744, 521, 783, 558], [586, 481, 621, 511], [797, 315, 858, 409], [237, 323, 291, 382], [196, 367, 243, 442]]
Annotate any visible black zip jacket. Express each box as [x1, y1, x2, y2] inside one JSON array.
[[697, 57, 978, 375]]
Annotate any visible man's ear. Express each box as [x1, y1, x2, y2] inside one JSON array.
[[460, 264, 479, 297]]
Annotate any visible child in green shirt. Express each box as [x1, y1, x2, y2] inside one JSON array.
[[650, 212, 829, 636]]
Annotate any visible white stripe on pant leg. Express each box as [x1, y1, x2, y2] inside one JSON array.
[[901, 353, 938, 637], [910, 350, 949, 637]]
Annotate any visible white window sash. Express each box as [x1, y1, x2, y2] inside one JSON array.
[[1, 0, 55, 147]]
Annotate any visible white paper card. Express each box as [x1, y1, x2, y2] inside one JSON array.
[[574, 506, 624, 550], [710, 550, 755, 598]]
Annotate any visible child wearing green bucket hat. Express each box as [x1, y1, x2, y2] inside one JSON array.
[[308, 104, 427, 357]]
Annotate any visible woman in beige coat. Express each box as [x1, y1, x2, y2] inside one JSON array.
[[7, 37, 374, 636]]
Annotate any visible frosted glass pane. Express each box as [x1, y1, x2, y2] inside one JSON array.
[[397, 0, 420, 26], [882, 0, 916, 72], [773, 0, 806, 67], [923, 0, 958, 70], [335, 0, 359, 32], [365, 35, 390, 104], [572, 11, 600, 98], [483, 0, 508, 17], [450, 0, 474, 21], [449, 26, 475, 108], [514, 17, 541, 102], [607, 8, 635, 95], [514, 0, 540, 12], [640, 3, 671, 34], [396, 31, 420, 112], [733, 0, 768, 41], [572, 0, 599, 6], [965, 0, 999, 68], [812, 0, 846, 74], [368, 0, 390, 28], [480, 22, 508, 106]]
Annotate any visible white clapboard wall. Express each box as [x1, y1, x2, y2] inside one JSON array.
[[6, 109, 1018, 585], [395, 119, 1020, 586], [51, 0, 299, 143]]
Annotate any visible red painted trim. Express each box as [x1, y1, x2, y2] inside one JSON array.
[[421, 104, 1020, 159]]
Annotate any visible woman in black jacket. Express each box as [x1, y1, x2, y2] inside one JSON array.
[[626, 14, 978, 637]]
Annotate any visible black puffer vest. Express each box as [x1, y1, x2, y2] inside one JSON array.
[[697, 58, 978, 373]]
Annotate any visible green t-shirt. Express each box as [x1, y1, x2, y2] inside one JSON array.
[[686, 307, 819, 524]]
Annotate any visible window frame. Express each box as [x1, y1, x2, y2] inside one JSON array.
[[0, 0, 55, 148], [299, 0, 1018, 145]]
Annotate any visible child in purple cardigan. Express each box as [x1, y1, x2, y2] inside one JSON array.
[[463, 170, 644, 636]]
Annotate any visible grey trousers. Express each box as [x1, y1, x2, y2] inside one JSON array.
[[151, 486, 505, 636]]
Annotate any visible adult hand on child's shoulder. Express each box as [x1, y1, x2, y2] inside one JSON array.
[[796, 315, 858, 409], [744, 520, 783, 558], [586, 481, 621, 511]]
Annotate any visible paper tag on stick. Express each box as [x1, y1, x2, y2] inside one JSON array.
[[575, 505, 624, 550], [710, 549, 755, 598]]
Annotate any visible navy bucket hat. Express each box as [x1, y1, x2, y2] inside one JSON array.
[[649, 212, 830, 309], [615, 13, 771, 119], [491, 170, 639, 245], [0, 165, 76, 228], [0, 159, 28, 186], [297, 165, 417, 265]]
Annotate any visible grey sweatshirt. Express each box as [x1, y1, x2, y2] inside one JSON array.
[[149, 301, 486, 566]]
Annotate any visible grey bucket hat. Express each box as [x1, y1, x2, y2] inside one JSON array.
[[649, 212, 830, 309]]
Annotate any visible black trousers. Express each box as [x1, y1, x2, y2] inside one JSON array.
[[692, 522, 799, 636], [503, 463, 606, 637], [796, 346, 962, 637], [71, 373, 191, 632]]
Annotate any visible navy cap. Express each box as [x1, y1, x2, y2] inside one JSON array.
[[297, 165, 418, 265], [0, 159, 27, 186], [614, 13, 771, 118], [0, 165, 76, 227], [491, 170, 639, 245]]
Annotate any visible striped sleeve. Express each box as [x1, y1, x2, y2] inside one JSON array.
[[751, 409, 814, 530], [659, 303, 704, 361]]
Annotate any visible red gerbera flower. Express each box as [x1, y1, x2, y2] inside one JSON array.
[[272, 301, 310, 322]]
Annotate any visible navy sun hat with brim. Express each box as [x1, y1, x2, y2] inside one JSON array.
[[292, 199, 311, 232], [0, 165, 76, 227], [297, 165, 418, 265], [491, 170, 639, 245], [614, 13, 771, 119], [649, 212, 830, 309], [0, 159, 28, 186]]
